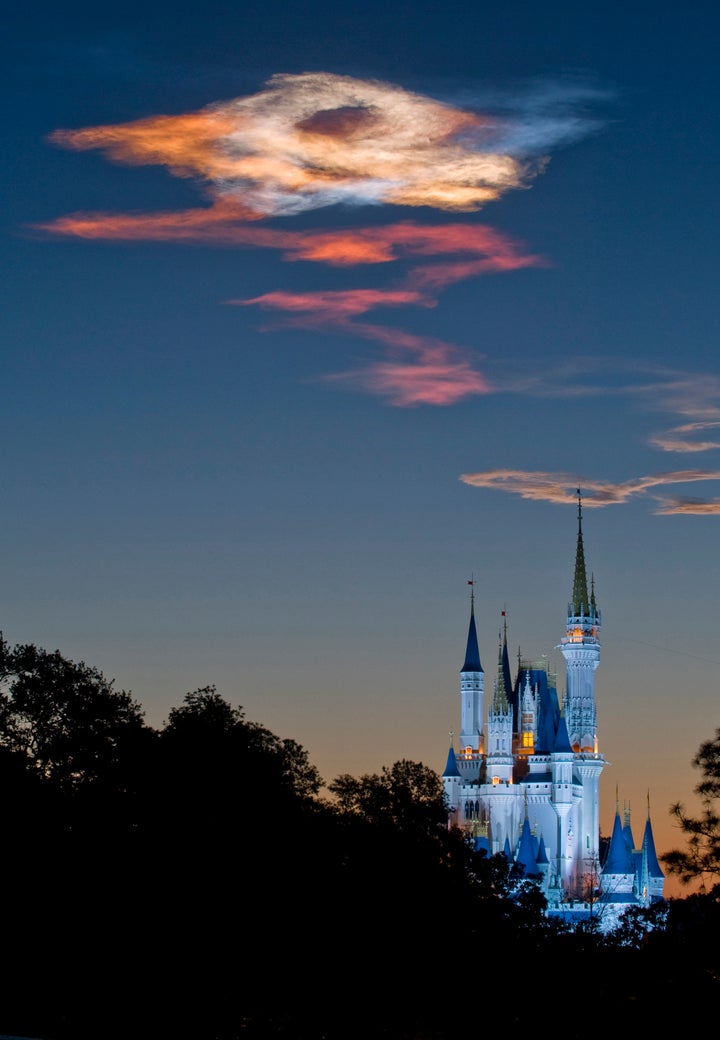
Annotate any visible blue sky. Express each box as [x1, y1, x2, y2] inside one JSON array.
[[5, 1, 720, 886]]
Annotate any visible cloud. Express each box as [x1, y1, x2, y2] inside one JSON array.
[[238, 288, 492, 406], [459, 468, 720, 512], [648, 422, 720, 453], [48, 72, 548, 216], [224, 223, 541, 405], [241, 288, 431, 321], [473, 359, 720, 457], [655, 498, 720, 515], [325, 356, 491, 407], [39, 71, 601, 406]]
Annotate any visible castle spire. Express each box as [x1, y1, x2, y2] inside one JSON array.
[[493, 637, 509, 711], [561, 488, 601, 729], [461, 578, 482, 673], [572, 489, 590, 616], [458, 578, 484, 755], [500, 610, 514, 713]]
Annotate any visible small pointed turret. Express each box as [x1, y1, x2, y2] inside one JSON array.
[[516, 814, 540, 877], [500, 611, 514, 723], [487, 629, 513, 781], [459, 580, 484, 759], [552, 712, 573, 754], [442, 744, 461, 778], [462, 583, 483, 673], [642, 793, 665, 898], [602, 809, 635, 877], [623, 802, 636, 854]]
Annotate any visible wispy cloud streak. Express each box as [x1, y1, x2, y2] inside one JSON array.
[[232, 224, 540, 405], [239, 287, 491, 406], [460, 468, 720, 514]]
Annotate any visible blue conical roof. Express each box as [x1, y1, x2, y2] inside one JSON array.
[[623, 819, 636, 854], [603, 811, 634, 875], [552, 713, 573, 753], [442, 745, 461, 778], [642, 816, 664, 879], [462, 598, 483, 673], [515, 817, 539, 876], [537, 834, 549, 865]]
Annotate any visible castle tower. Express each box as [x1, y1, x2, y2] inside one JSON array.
[[487, 637, 513, 784], [558, 491, 605, 876], [559, 491, 601, 753], [459, 582, 484, 759]]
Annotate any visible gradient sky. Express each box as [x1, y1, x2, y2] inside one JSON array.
[[5, 1, 720, 894]]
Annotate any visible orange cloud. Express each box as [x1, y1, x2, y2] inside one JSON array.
[[37, 208, 538, 268], [50, 110, 241, 179], [459, 468, 720, 512], [49, 73, 536, 216], [35, 199, 265, 241]]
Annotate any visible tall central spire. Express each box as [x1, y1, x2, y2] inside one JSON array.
[[572, 489, 590, 616], [559, 489, 601, 756]]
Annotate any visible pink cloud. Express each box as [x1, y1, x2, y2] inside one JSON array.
[[237, 288, 492, 406], [327, 357, 492, 407]]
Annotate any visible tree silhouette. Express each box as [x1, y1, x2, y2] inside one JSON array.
[[662, 726, 720, 889], [0, 635, 149, 800]]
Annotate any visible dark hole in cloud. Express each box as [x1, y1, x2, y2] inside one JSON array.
[[297, 105, 378, 138]]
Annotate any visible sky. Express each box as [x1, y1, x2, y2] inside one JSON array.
[[5, 1, 720, 894]]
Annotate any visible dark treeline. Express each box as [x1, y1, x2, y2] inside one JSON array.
[[0, 637, 719, 1040]]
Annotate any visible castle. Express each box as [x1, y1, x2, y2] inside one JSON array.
[[441, 497, 665, 924]]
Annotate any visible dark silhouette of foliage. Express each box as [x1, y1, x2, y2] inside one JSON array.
[[662, 726, 720, 887], [0, 634, 146, 790], [329, 757, 448, 829], [3, 642, 720, 1039]]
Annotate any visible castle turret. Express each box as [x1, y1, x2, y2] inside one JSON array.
[[459, 582, 484, 756], [559, 491, 601, 754], [601, 806, 636, 901], [641, 793, 665, 902], [441, 742, 462, 826], [487, 635, 513, 784]]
